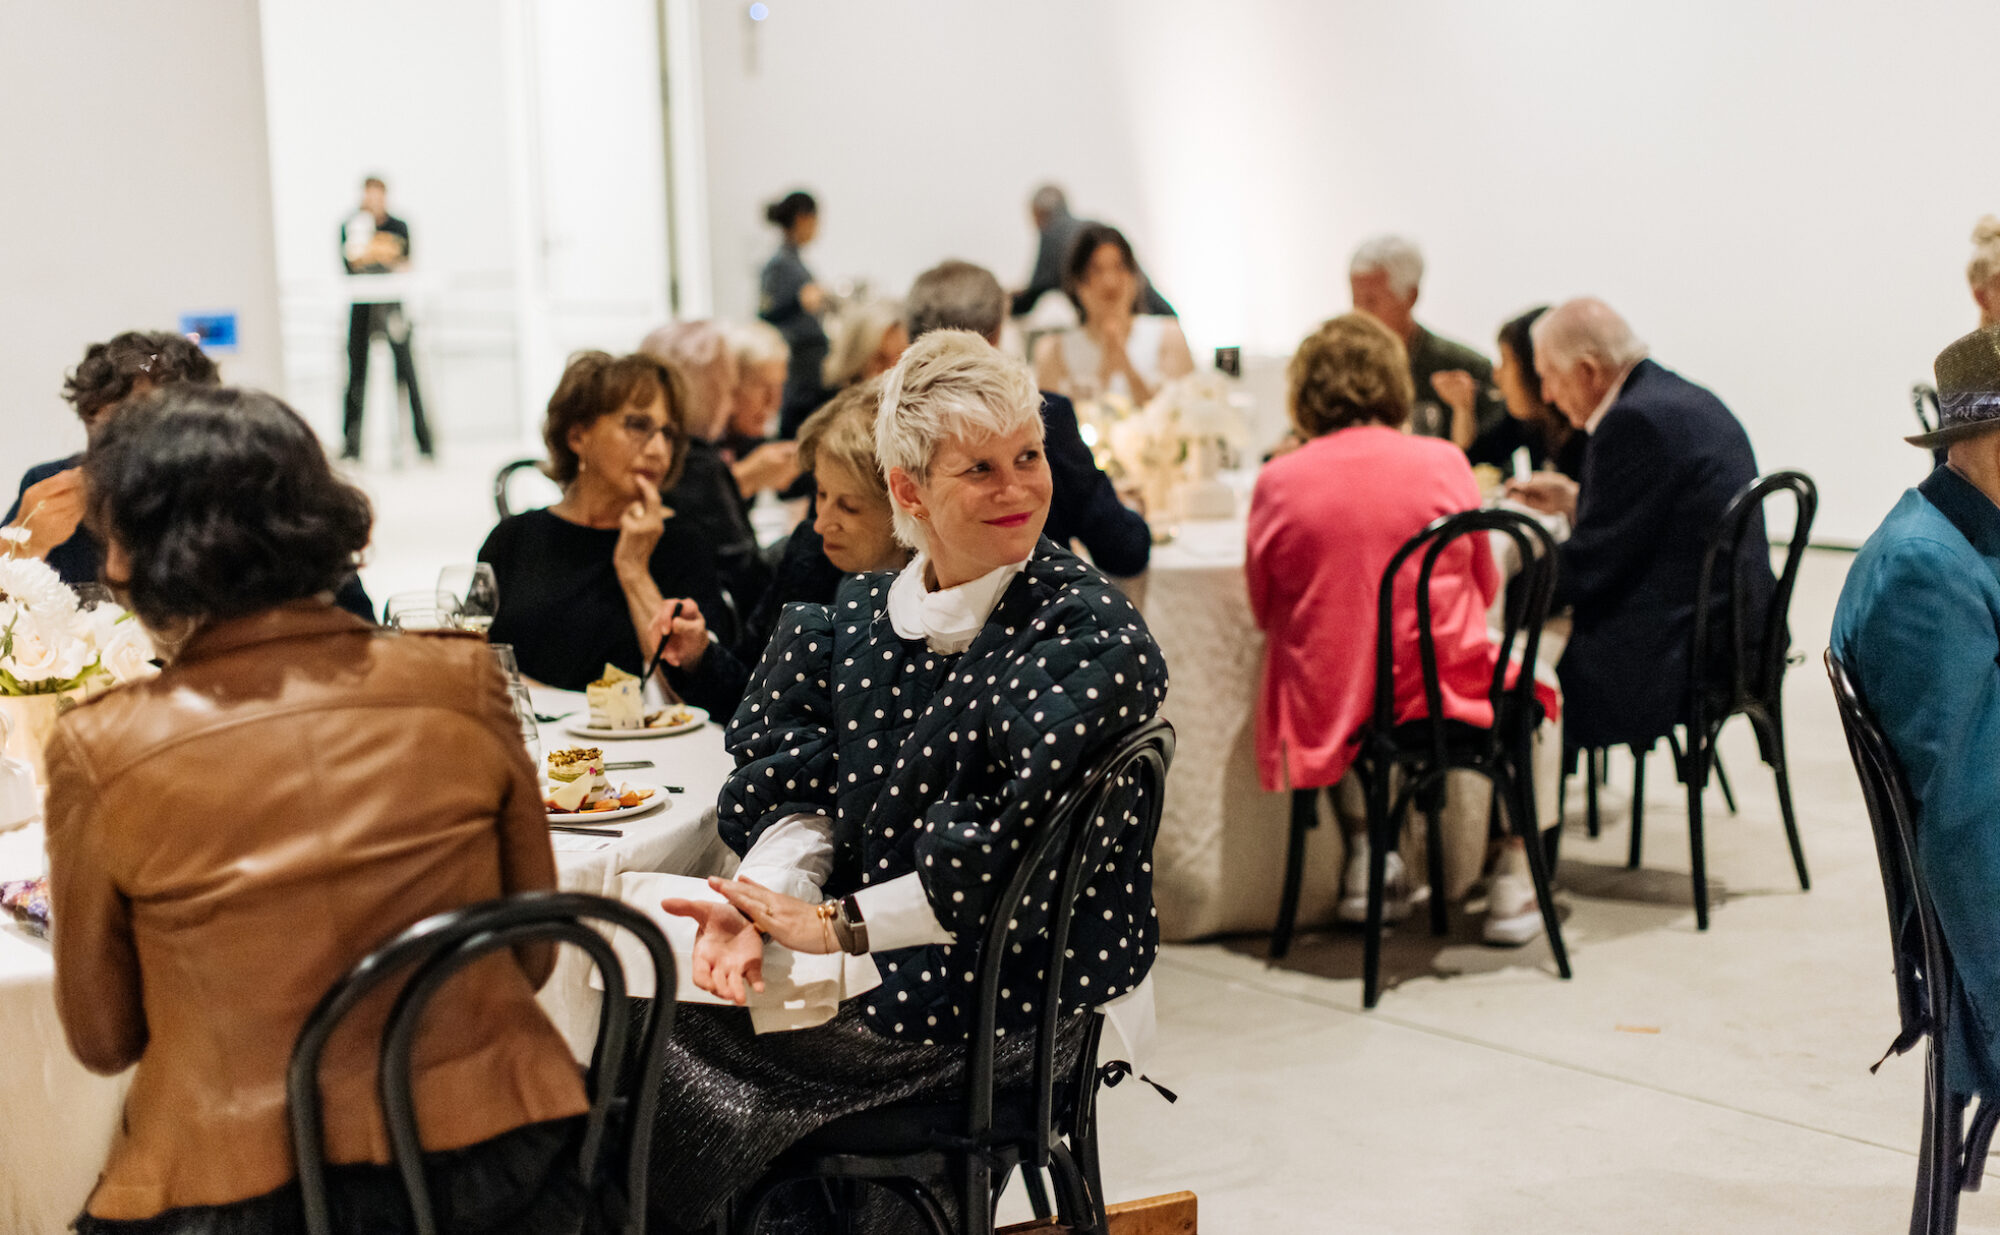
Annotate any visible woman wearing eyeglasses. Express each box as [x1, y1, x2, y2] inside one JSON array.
[[478, 350, 748, 713]]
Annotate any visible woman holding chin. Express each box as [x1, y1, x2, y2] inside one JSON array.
[[640, 331, 1169, 1232], [478, 350, 747, 715]]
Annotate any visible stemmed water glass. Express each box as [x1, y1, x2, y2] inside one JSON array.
[[490, 642, 540, 765], [437, 564, 499, 635], [382, 590, 461, 631]]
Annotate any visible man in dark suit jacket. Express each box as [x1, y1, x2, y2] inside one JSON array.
[[1509, 298, 1772, 750], [910, 258, 1152, 577]]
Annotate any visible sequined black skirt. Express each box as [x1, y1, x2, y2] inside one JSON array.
[[649, 1002, 1083, 1233], [71, 1116, 591, 1235]]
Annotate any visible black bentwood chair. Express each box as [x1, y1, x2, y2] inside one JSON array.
[[1617, 471, 1816, 930], [494, 457, 562, 520], [1826, 651, 2000, 1235], [731, 719, 1177, 1235], [1270, 510, 1571, 1008], [287, 891, 677, 1235]]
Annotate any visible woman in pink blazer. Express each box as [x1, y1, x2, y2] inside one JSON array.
[[1248, 312, 1543, 946]]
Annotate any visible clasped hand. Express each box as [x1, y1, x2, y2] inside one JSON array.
[[660, 877, 835, 1006]]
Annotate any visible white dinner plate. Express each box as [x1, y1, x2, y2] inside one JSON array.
[[545, 778, 670, 825], [564, 707, 708, 740]]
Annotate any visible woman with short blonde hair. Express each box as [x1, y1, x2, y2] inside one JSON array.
[[1287, 311, 1415, 437], [643, 328, 1166, 1232], [821, 298, 908, 391]]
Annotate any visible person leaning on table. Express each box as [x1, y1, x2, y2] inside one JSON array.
[[45, 385, 591, 1234], [636, 330, 1169, 1233], [1834, 324, 2000, 1103]]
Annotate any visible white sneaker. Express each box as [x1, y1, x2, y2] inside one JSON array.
[[1337, 836, 1415, 924], [1483, 846, 1546, 947]]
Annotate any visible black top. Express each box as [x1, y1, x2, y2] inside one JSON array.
[[477, 508, 748, 713], [1467, 415, 1588, 481], [664, 438, 770, 619], [736, 513, 846, 666], [1555, 359, 1772, 748], [760, 243, 831, 438], [340, 212, 411, 273], [719, 539, 1168, 1042], [6, 456, 375, 622], [1406, 324, 1507, 447], [1039, 391, 1151, 577]]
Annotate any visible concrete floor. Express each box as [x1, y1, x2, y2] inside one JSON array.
[[351, 449, 1986, 1233]]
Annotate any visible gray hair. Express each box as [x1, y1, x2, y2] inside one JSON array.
[[1348, 234, 1425, 297], [1030, 184, 1068, 218], [905, 260, 1008, 343], [822, 299, 904, 388], [1530, 298, 1650, 374], [728, 319, 789, 369], [875, 329, 1044, 552], [638, 319, 735, 435]]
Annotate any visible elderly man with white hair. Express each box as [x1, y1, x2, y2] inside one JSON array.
[[1508, 297, 1772, 760], [1348, 234, 1507, 449]]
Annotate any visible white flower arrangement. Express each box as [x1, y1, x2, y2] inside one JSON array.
[[1108, 372, 1251, 479], [0, 557, 157, 696]]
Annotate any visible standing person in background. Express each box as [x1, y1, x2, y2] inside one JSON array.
[[759, 190, 830, 439], [1031, 223, 1194, 406], [1011, 184, 1175, 318], [339, 175, 432, 463], [1349, 234, 1506, 449], [1970, 216, 2000, 329]]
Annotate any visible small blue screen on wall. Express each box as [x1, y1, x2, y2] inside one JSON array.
[[179, 312, 238, 354]]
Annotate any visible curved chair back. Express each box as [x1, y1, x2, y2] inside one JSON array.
[[1373, 508, 1561, 773], [1692, 471, 1817, 716], [287, 890, 676, 1235], [494, 457, 562, 520], [970, 718, 1175, 1176]]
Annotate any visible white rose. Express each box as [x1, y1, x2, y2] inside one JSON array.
[[6, 621, 90, 687], [98, 619, 158, 684]]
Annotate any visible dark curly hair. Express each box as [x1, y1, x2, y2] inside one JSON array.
[[764, 190, 817, 232], [83, 386, 373, 629], [1287, 313, 1415, 437], [1062, 222, 1140, 321], [541, 351, 691, 487], [62, 330, 219, 423]]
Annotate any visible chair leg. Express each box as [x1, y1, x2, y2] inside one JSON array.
[[1758, 712, 1812, 892], [1507, 763, 1572, 980], [1685, 731, 1711, 931], [1270, 787, 1317, 959], [1022, 1163, 1053, 1220], [1627, 745, 1649, 870], [1424, 799, 1448, 937], [1363, 791, 1394, 1009], [1585, 747, 1601, 838], [1713, 747, 1739, 815]]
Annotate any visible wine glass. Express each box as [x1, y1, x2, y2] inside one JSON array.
[[383, 590, 461, 631], [71, 583, 114, 612], [438, 564, 499, 635], [509, 681, 542, 766]]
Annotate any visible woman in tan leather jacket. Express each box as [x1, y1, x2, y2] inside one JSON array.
[[45, 387, 591, 1234]]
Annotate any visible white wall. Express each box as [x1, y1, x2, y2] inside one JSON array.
[[697, 0, 1155, 322], [0, 0, 283, 475], [260, 0, 675, 452], [696, 0, 2000, 544]]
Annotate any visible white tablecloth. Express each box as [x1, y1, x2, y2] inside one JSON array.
[[0, 686, 736, 1233]]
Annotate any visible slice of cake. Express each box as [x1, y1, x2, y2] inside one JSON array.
[[586, 663, 645, 730], [545, 746, 610, 812]]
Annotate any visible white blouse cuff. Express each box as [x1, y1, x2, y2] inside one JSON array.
[[851, 872, 956, 952], [735, 812, 834, 905]]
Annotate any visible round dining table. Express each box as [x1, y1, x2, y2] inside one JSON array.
[[0, 684, 738, 1234]]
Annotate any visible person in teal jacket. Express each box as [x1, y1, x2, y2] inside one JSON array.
[[1832, 324, 2000, 1100]]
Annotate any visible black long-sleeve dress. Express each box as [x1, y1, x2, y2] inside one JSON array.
[[646, 540, 1168, 1230], [477, 508, 748, 715]]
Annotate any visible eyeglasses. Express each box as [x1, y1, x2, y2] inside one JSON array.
[[616, 414, 674, 444]]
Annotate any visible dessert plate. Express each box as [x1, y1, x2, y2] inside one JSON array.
[[546, 779, 669, 825], [565, 706, 708, 740]]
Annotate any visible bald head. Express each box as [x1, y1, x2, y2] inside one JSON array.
[[1530, 298, 1650, 428]]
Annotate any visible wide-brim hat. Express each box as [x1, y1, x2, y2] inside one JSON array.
[[1909, 325, 2000, 448]]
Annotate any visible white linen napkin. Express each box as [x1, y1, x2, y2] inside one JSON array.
[[601, 871, 881, 1033]]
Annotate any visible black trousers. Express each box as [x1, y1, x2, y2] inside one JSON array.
[[343, 301, 432, 458]]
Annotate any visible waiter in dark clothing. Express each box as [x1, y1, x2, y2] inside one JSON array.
[[759, 190, 830, 440], [340, 175, 432, 461]]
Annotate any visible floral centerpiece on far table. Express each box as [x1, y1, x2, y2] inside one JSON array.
[[0, 556, 157, 779], [1107, 372, 1251, 526]]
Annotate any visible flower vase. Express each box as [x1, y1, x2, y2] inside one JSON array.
[[1142, 464, 1180, 541], [0, 693, 72, 787], [1177, 438, 1237, 521]]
